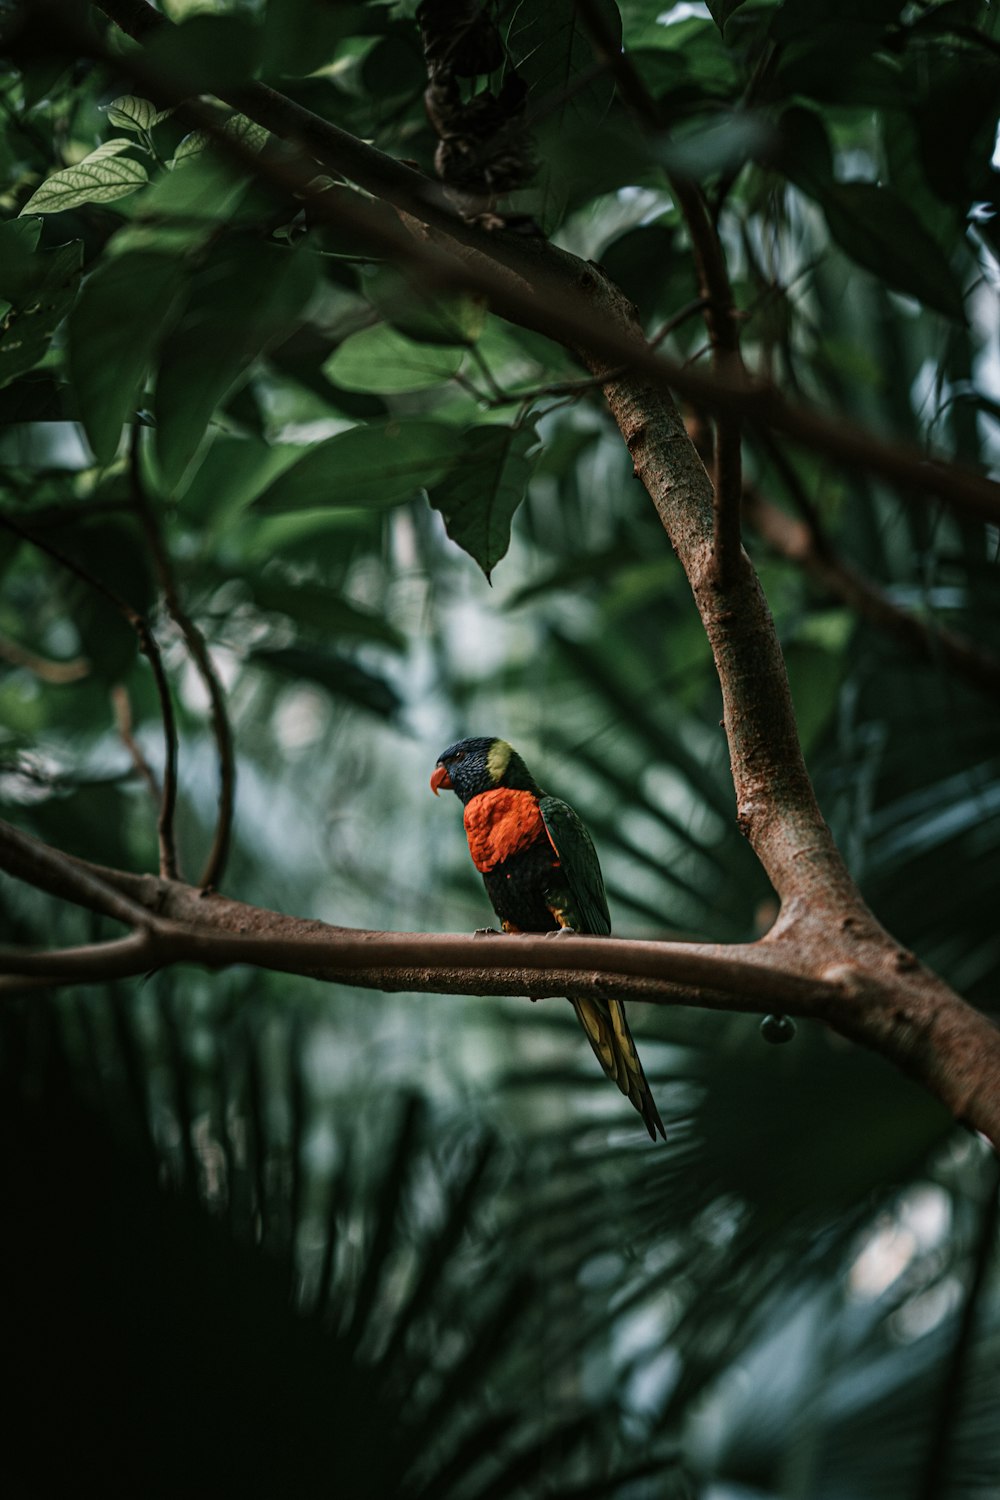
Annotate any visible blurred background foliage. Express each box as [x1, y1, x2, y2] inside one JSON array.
[[1, 0, 999, 1494]]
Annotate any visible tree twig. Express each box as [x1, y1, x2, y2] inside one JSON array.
[[129, 432, 235, 889], [111, 682, 161, 803], [0, 817, 155, 930], [0, 632, 89, 683], [0, 508, 181, 879], [0, 930, 156, 979], [452, 298, 711, 411]]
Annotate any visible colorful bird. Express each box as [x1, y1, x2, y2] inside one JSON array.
[[431, 736, 665, 1140]]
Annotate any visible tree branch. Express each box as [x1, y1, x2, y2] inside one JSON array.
[[0, 632, 89, 683], [129, 432, 235, 888], [1, 817, 998, 1148], [0, 817, 155, 930], [0, 931, 156, 979], [111, 682, 162, 805]]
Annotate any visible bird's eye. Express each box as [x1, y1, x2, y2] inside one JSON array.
[[452, 751, 465, 763]]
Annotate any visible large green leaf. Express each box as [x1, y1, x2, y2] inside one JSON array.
[[246, 575, 406, 649], [776, 108, 966, 320], [323, 324, 465, 394], [706, 0, 749, 31], [154, 243, 318, 488], [177, 434, 302, 529], [19, 142, 149, 216], [68, 251, 186, 465], [428, 421, 541, 581], [260, 0, 379, 79], [0, 217, 42, 306], [136, 150, 250, 229], [251, 645, 401, 718], [821, 181, 966, 322], [101, 96, 171, 135], [506, 0, 622, 125], [253, 421, 459, 514]]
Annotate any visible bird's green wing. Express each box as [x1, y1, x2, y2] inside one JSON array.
[[538, 794, 611, 936], [540, 796, 665, 1140]]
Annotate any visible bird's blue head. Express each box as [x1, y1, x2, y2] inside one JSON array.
[[431, 736, 538, 805]]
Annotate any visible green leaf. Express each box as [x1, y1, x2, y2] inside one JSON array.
[[169, 131, 209, 169], [260, 0, 378, 79], [246, 576, 405, 649], [177, 435, 302, 531], [772, 31, 905, 107], [154, 242, 318, 488], [428, 421, 541, 580], [0, 240, 83, 389], [19, 145, 148, 216], [658, 111, 774, 181], [68, 250, 187, 465], [774, 105, 835, 196], [366, 269, 486, 347], [253, 421, 459, 514], [821, 182, 966, 321], [324, 324, 465, 394], [101, 96, 168, 133], [122, 155, 252, 255], [508, 0, 622, 125], [251, 646, 401, 719], [223, 113, 269, 153], [0, 217, 43, 306], [706, 0, 748, 31]]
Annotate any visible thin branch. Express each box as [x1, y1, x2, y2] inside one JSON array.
[[77, 0, 1000, 527], [129, 433, 235, 889], [0, 632, 89, 683], [456, 299, 713, 411], [0, 508, 181, 879], [0, 818, 155, 930], [0, 931, 156, 979], [111, 682, 161, 803]]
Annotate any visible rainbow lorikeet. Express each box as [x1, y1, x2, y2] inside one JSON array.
[[431, 736, 665, 1140]]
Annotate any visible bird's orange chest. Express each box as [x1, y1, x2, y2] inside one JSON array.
[[463, 788, 549, 874]]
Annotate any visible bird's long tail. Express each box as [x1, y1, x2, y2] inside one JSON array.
[[570, 997, 666, 1141]]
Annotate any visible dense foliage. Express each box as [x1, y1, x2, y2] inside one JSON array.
[[1, 0, 999, 1494]]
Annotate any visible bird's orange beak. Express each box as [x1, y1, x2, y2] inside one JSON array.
[[430, 764, 452, 796]]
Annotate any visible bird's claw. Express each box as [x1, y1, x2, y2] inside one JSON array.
[[546, 926, 578, 937], [474, 926, 502, 938]]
